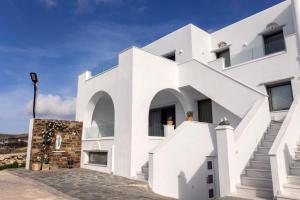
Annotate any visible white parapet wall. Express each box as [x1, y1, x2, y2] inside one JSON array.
[[216, 97, 271, 197], [149, 121, 217, 200], [269, 95, 300, 195]]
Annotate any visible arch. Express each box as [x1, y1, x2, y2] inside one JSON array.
[[85, 91, 115, 138], [147, 88, 189, 137]]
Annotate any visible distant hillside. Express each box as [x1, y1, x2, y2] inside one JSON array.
[[0, 133, 28, 139]]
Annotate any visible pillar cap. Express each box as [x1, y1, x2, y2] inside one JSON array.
[[215, 125, 234, 131]]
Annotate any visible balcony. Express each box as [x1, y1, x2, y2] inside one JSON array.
[[208, 33, 296, 70]]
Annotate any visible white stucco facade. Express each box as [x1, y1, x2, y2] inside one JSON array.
[[76, 1, 300, 199]]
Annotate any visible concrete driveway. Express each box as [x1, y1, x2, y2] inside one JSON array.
[[4, 168, 174, 200]]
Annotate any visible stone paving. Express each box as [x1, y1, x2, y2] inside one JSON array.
[[10, 168, 174, 200]]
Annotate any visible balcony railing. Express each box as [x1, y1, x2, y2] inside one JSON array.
[[84, 124, 114, 139], [230, 44, 286, 66]]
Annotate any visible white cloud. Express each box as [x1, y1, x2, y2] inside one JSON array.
[[38, 0, 57, 8], [26, 94, 76, 119]]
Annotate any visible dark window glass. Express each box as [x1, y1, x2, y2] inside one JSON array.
[[207, 161, 213, 170], [149, 105, 176, 136], [198, 99, 213, 123], [208, 189, 214, 198], [88, 152, 108, 165], [264, 30, 285, 55], [207, 175, 214, 184], [163, 51, 176, 61], [216, 49, 231, 67], [267, 82, 293, 111]]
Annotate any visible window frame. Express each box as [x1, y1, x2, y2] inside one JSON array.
[[263, 29, 286, 56], [266, 81, 293, 112], [215, 48, 231, 68], [87, 151, 108, 166]]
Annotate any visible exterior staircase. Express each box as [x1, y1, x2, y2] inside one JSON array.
[[277, 141, 300, 200], [233, 121, 282, 199], [136, 162, 149, 181]]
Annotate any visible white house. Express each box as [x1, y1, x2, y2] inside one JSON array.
[[76, 0, 300, 199]]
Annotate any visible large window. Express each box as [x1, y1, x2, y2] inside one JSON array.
[[263, 30, 285, 55], [216, 49, 231, 68], [88, 152, 108, 166], [267, 82, 293, 111], [149, 105, 175, 136]]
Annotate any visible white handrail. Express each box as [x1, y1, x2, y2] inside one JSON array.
[[269, 95, 300, 195], [233, 97, 271, 184]]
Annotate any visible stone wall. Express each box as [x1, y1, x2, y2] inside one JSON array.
[[0, 153, 26, 166], [29, 119, 83, 169]]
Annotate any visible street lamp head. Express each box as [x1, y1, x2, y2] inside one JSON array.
[[30, 72, 38, 83]]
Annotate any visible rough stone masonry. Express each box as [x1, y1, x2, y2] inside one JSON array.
[[29, 119, 83, 169]]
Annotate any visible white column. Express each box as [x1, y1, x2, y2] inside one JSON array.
[[216, 125, 236, 197], [164, 125, 175, 137], [292, 0, 300, 58], [25, 119, 34, 170]]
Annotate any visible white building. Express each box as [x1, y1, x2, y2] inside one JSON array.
[[76, 0, 300, 199]]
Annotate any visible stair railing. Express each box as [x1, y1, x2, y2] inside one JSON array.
[[269, 95, 300, 196]]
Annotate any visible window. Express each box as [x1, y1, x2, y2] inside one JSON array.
[[207, 160, 213, 170], [88, 152, 108, 166], [208, 188, 214, 198], [149, 105, 176, 136], [198, 99, 213, 123], [163, 51, 176, 61], [207, 175, 214, 184], [263, 30, 285, 55], [267, 82, 293, 111], [216, 49, 231, 68]]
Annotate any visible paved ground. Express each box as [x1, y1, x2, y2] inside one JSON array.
[[7, 168, 174, 200], [0, 170, 75, 200]]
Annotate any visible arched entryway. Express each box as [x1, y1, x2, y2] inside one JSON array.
[[148, 89, 186, 137], [85, 91, 115, 138]]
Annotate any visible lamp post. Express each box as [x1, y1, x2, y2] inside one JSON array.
[[30, 72, 38, 118]]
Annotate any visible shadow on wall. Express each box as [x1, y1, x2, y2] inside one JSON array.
[[284, 143, 293, 176], [176, 125, 218, 200]]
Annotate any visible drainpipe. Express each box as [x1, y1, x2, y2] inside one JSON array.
[[292, 0, 300, 61]]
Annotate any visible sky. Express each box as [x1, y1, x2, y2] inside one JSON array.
[[0, 0, 284, 134]]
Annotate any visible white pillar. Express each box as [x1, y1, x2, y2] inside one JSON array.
[[164, 125, 175, 137], [216, 125, 236, 197], [25, 119, 34, 170], [292, 0, 300, 58]]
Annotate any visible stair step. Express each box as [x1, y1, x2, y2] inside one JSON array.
[[292, 159, 300, 168], [245, 168, 272, 178], [283, 183, 300, 196], [260, 140, 274, 148], [295, 151, 300, 159], [253, 153, 270, 162], [290, 166, 300, 176], [277, 194, 300, 200], [286, 176, 300, 185], [241, 176, 273, 188], [257, 147, 270, 154], [264, 134, 277, 141], [250, 160, 271, 170], [136, 171, 148, 181], [235, 184, 273, 199]]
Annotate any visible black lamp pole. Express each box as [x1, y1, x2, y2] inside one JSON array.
[[30, 72, 38, 118]]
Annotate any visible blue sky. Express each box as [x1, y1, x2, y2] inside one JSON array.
[[0, 0, 284, 134]]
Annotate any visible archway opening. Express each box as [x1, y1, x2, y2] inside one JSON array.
[[86, 92, 115, 138], [148, 89, 185, 137]]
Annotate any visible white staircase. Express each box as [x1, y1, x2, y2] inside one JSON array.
[[233, 121, 282, 199], [136, 162, 149, 181], [277, 141, 300, 200]]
